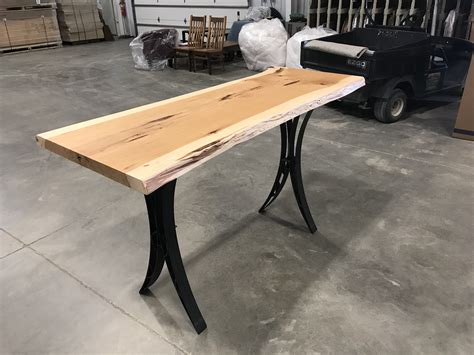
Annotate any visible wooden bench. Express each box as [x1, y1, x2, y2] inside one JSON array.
[[37, 67, 365, 334]]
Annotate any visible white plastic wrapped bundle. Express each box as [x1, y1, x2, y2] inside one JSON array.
[[245, 6, 271, 21], [130, 29, 178, 71], [286, 26, 337, 68], [238, 19, 288, 71], [130, 38, 149, 70]]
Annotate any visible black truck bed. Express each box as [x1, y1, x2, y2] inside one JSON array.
[[301, 28, 431, 81]]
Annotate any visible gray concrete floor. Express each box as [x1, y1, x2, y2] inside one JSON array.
[[1, 39, 473, 354]]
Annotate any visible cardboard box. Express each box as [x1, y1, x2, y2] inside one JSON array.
[[55, 0, 104, 42]]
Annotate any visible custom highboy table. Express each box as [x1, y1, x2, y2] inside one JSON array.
[[37, 67, 364, 333]]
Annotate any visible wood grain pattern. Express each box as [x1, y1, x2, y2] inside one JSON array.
[[36, 67, 365, 195]]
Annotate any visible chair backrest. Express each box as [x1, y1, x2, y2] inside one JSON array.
[[188, 15, 206, 47], [207, 16, 227, 50]]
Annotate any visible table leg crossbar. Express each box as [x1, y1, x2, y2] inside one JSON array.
[[140, 112, 317, 333]]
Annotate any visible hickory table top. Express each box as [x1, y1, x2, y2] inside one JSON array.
[[36, 67, 364, 195]]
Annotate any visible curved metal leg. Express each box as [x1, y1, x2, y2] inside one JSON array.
[[291, 111, 317, 233], [139, 180, 207, 334], [259, 124, 291, 212], [259, 111, 317, 233], [139, 196, 166, 293], [165, 231, 207, 334]]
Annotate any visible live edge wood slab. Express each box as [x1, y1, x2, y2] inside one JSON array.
[[36, 67, 364, 195]]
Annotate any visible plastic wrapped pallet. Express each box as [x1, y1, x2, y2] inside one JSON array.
[[286, 26, 337, 68], [56, 0, 104, 43], [238, 18, 288, 71], [245, 6, 271, 22], [130, 29, 179, 71]]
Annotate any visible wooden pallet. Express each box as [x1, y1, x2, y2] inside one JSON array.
[[0, 40, 61, 54], [62, 38, 104, 45]]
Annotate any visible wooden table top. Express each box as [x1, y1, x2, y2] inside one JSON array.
[[36, 67, 364, 195]]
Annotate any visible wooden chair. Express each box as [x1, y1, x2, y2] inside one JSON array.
[[191, 16, 227, 75], [173, 15, 206, 71]]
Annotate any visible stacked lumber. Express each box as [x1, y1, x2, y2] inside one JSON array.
[[55, 0, 104, 43], [0, 0, 53, 10], [0, 2, 61, 53]]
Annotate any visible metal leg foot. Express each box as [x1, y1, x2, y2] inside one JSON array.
[[140, 180, 207, 334], [165, 231, 207, 334], [259, 111, 318, 233]]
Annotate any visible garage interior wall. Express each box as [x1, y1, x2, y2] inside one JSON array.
[[129, 1, 307, 36]]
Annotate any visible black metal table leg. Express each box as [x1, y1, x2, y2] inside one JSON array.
[[140, 194, 166, 293], [140, 180, 207, 334], [259, 123, 291, 212], [259, 111, 318, 233], [139, 112, 316, 333]]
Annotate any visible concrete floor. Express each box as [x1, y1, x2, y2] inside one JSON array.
[[1, 39, 473, 354]]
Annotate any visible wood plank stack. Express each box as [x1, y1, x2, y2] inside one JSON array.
[[0, 0, 50, 9], [0, 1, 61, 52], [55, 0, 104, 43]]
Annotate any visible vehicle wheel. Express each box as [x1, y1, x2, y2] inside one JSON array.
[[374, 89, 407, 123]]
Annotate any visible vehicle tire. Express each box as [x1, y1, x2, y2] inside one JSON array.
[[374, 89, 407, 123]]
